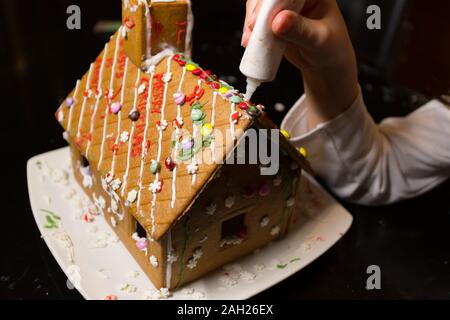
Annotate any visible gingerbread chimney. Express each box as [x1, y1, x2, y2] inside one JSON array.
[[122, 0, 193, 69]]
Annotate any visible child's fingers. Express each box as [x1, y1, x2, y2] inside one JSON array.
[[242, 0, 261, 47], [272, 10, 328, 49]]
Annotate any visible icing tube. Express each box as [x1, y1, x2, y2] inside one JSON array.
[[240, 0, 305, 99]]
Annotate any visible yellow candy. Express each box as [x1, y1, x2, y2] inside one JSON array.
[[201, 123, 213, 136], [186, 64, 196, 71], [219, 87, 229, 94], [280, 130, 290, 139], [299, 147, 307, 158]]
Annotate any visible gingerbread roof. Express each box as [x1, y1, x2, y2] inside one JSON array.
[[56, 28, 310, 241]]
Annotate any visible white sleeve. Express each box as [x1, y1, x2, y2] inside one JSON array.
[[281, 90, 450, 205]]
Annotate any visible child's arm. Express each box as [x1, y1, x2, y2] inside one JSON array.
[[243, 0, 450, 204], [243, 0, 359, 129], [282, 92, 450, 205]]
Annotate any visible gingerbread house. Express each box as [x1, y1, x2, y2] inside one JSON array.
[[55, 0, 311, 290]]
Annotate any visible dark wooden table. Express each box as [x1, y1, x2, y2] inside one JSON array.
[[1, 0, 449, 300]]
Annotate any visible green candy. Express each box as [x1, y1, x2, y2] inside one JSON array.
[[230, 95, 242, 104], [150, 160, 161, 174], [191, 109, 205, 122]]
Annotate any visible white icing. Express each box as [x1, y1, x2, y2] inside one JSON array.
[[76, 63, 94, 140], [149, 56, 173, 241], [270, 225, 280, 236], [205, 202, 217, 216], [126, 189, 138, 204], [225, 195, 235, 208], [121, 68, 142, 196], [171, 66, 187, 209], [120, 131, 130, 143], [260, 216, 270, 227], [97, 33, 121, 169], [136, 69, 154, 215], [57, 110, 64, 123], [86, 42, 110, 159], [149, 255, 159, 268], [286, 196, 295, 207], [187, 248, 203, 269], [111, 58, 130, 175], [66, 79, 81, 133]]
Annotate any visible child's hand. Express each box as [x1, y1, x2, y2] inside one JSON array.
[[242, 0, 359, 128]]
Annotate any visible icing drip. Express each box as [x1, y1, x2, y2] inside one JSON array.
[[86, 43, 109, 159], [210, 91, 217, 162], [136, 69, 155, 214], [190, 79, 203, 185], [171, 66, 187, 209], [76, 64, 94, 140], [121, 68, 142, 196], [111, 58, 130, 175], [149, 56, 173, 241], [229, 101, 236, 142], [66, 80, 81, 133], [98, 33, 122, 170], [165, 231, 173, 288]]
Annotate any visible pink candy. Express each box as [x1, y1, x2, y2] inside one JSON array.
[[136, 238, 147, 251], [173, 91, 186, 106], [110, 102, 122, 114]]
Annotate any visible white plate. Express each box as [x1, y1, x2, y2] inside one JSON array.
[[27, 147, 353, 300]]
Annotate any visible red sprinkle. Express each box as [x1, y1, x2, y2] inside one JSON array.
[[177, 60, 186, 67], [173, 54, 180, 62]]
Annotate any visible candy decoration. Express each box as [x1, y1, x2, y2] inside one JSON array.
[[191, 109, 205, 122], [299, 147, 308, 158], [201, 123, 213, 137], [104, 295, 118, 300], [219, 87, 229, 94], [173, 91, 186, 105], [181, 138, 194, 151], [150, 160, 161, 174], [258, 182, 271, 197], [124, 17, 135, 29], [177, 60, 186, 67], [128, 110, 140, 122], [230, 95, 242, 104], [280, 130, 290, 139], [186, 64, 196, 71], [149, 180, 163, 193], [164, 156, 176, 171], [238, 102, 248, 110], [156, 119, 168, 131], [136, 238, 147, 251], [230, 111, 241, 124], [66, 97, 75, 108], [192, 68, 202, 76], [210, 82, 220, 89], [110, 102, 122, 114]]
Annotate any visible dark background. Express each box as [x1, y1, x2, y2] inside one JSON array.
[[0, 0, 449, 299]]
